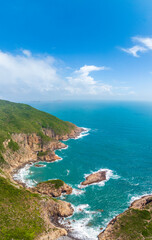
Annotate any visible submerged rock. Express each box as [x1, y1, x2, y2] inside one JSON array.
[[34, 164, 45, 167], [81, 171, 106, 186]]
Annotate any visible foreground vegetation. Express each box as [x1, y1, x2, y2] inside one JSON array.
[[0, 175, 45, 240]]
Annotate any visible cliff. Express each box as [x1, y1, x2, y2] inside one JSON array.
[[98, 195, 152, 240], [0, 100, 82, 240]]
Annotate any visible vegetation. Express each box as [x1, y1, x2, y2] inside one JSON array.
[[41, 179, 64, 189], [8, 139, 19, 152], [0, 152, 6, 166], [110, 201, 152, 240], [37, 151, 48, 157], [0, 99, 75, 163], [0, 175, 46, 240]]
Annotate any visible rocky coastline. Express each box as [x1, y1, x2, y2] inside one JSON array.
[[98, 195, 152, 240], [1, 125, 85, 240]]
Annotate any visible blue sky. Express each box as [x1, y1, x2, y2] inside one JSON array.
[[0, 0, 152, 101]]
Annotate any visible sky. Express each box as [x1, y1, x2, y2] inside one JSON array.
[[0, 0, 152, 102]]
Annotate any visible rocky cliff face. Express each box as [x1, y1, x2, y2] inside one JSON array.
[[3, 126, 83, 177]]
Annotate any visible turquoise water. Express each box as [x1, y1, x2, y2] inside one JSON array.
[[21, 101, 152, 239]]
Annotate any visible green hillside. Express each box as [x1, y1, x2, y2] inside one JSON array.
[[0, 174, 45, 240], [0, 100, 75, 163]]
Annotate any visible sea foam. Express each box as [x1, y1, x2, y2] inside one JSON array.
[[13, 163, 37, 187]]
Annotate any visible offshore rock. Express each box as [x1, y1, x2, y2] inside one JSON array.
[[81, 171, 106, 186]]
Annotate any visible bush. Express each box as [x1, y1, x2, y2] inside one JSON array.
[[8, 139, 19, 152]]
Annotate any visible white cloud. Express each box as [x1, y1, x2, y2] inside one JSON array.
[[66, 65, 112, 95], [121, 45, 147, 57], [121, 36, 152, 57], [22, 49, 32, 57], [0, 50, 133, 101], [133, 37, 152, 50], [0, 50, 61, 100]]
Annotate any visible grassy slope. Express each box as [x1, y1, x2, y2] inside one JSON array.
[[0, 175, 46, 240], [0, 99, 75, 164], [109, 201, 152, 240]]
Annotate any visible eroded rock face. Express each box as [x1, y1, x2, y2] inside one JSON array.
[[2, 126, 83, 177], [33, 181, 73, 197], [81, 171, 106, 186]]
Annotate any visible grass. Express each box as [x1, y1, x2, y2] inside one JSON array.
[[0, 175, 45, 240], [0, 99, 75, 164], [40, 179, 64, 189], [111, 203, 152, 240]]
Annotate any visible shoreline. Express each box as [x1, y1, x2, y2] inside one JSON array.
[[10, 126, 89, 239], [12, 127, 88, 188]]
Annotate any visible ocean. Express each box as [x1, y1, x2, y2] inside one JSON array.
[[15, 101, 152, 239]]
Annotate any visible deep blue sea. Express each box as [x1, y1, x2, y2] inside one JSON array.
[[16, 101, 152, 239]]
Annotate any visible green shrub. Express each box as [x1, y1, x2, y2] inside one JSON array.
[[8, 139, 19, 152], [0, 153, 6, 166], [37, 151, 48, 157]]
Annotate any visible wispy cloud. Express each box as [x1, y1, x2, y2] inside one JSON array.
[[133, 37, 152, 50], [121, 36, 152, 57]]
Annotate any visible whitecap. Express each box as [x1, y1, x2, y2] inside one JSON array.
[[74, 127, 91, 140], [71, 188, 85, 196], [128, 192, 152, 205], [13, 164, 36, 187], [59, 212, 100, 240], [58, 145, 69, 151]]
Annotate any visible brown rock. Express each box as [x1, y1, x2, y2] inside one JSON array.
[[33, 181, 73, 198], [81, 171, 106, 186]]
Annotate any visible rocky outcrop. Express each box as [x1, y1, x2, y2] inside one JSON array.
[[98, 195, 152, 240], [2, 126, 83, 179], [43, 127, 84, 141], [81, 171, 106, 186], [33, 180, 73, 197], [36, 198, 74, 240], [130, 195, 152, 210]]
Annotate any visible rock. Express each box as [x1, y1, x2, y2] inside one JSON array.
[[46, 199, 74, 218], [96, 209, 104, 212], [34, 164, 45, 168], [33, 180, 73, 197], [81, 171, 106, 186]]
